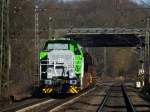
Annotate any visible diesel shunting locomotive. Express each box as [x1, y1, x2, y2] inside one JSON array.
[[39, 38, 96, 94]]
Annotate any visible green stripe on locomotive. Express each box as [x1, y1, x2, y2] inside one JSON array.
[[39, 39, 84, 77], [69, 41, 83, 77], [40, 52, 48, 60]]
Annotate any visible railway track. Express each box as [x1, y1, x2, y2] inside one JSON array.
[[49, 87, 96, 112], [2, 82, 150, 112], [48, 83, 113, 112], [1, 85, 97, 112], [96, 85, 135, 112], [0, 97, 54, 112], [96, 84, 150, 112]]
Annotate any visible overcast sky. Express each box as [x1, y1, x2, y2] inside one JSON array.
[[132, 0, 149, 4], [62, 0, 149, 4]]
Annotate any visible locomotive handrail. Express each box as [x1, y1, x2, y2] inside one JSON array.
[[40, 60, 48, 61], [40, 64, 73, 68], [41, 59, 81, 62], [40, 59, 82, 68]]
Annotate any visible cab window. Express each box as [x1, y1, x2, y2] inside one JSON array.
[[74, 48, 81, 55]]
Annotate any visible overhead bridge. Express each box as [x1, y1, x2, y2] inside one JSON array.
[[55, 28, 145, 47]]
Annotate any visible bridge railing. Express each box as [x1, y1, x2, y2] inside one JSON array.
[[55, 28, 145, 36]]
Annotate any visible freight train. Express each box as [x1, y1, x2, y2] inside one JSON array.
[[39, 38, 96, 94]]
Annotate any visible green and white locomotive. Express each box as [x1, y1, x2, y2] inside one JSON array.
[[39, 38, 95, 94]]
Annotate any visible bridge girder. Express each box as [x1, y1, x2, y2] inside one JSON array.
[[55, 28, 145, 47], [55, 28, 145, 36]]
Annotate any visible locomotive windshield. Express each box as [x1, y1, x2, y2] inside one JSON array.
[[47, 43, 68, 50]]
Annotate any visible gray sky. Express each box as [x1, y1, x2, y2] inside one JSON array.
[[132, 0, 149, 4], [63, 0, 149, 4]]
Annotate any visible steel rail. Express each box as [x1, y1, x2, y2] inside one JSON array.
[[121, 85, 136, 112], [96, 87, 111, 112], [0, 97, 53, 112], [50, 87, 96, 112]]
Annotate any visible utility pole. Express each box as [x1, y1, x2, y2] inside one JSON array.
[[35, 5, 39, 51], [0, 0, 3, 99], [104, 47, 107, 76], [34, 5, 40, 86], [0, 0, 10, 98], [144, 17, 150, 91], [49, 17, 54, 39], [34, 4, 47, 83], [34, 4, 47, 86]]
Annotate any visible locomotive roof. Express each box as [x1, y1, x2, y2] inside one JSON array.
[[45, 38, 78, 44], [44, 38, 82, 50], [44, 38, 81, 47]]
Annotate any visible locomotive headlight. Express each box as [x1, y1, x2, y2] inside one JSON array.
[[47, 68, 53, 79], [69, 80, 77, 84], [45, 80, 52, 85], [69, 69, 75, 78]]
